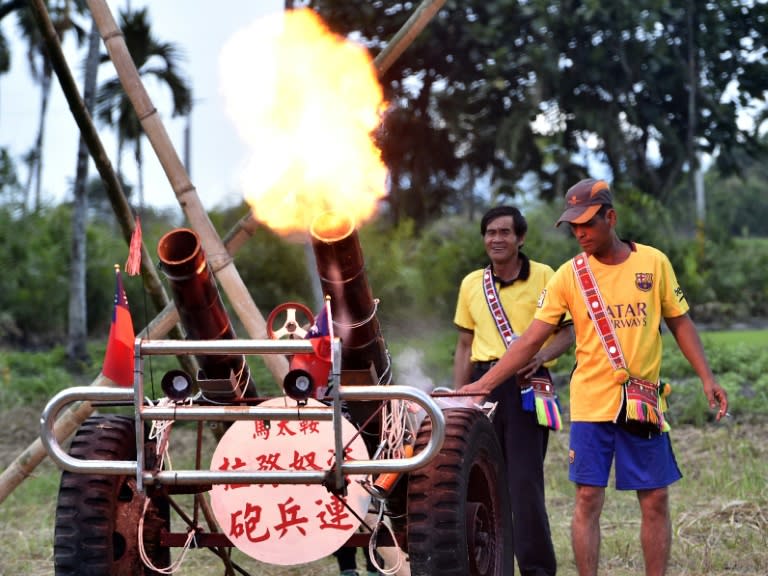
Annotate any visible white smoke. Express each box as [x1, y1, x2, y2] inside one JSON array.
[[392, 347, 434, 393]]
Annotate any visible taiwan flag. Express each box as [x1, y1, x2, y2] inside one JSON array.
[[102, 265, 135, 387]]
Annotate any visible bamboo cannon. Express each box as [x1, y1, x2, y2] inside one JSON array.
[[0, 0, 447, 505], [157, 228, 255, 399]]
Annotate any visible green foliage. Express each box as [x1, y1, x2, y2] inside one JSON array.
[[522, 202, 576, 268], [0, 148, 22, 205], [703, 164, 768, 238], [0, 202, 187, 346], [309, 0, 768, 216], [662, 333, 768, 425], [0, 205, 71, 344], [0, 347, 78, 407], [612, 188, 675, 251], [405, 216, 484, 322], [358, 218, 422, 323], [659, 236, 768, 323]]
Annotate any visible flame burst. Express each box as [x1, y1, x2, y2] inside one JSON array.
[[219, 8, 387, 236]]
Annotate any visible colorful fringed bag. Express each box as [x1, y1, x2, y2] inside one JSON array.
[[572, 253, 665, 437], [527, 372, 562, 431], [482, 266, 562, 430]]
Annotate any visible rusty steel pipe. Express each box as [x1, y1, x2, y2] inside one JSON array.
[[309, 212, 391, 386], [157, 228, 254, 400]]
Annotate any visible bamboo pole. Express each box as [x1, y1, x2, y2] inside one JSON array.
[[1, 2, 265, 498], [0, 213, 259, 506], [373, 0, 447, 75], [26, 0, 199, 375], [27, 0, 171, 319], [84, 0, 447, 375]]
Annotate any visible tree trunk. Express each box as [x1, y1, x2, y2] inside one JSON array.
[[22, 150, 35, 214], [67, 16, 101, 365], [686, 0, 696, 221], [32, 66, 52, 212]]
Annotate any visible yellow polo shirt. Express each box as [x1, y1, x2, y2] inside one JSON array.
[[535, 243, 689, 422], [454, 257, 566, 366]]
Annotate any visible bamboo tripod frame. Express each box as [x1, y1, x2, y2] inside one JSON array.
[[0, 0, 447, 505]]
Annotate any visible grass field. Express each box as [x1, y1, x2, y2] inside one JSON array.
[[1, 409, 766, 575], [1, 329, 767, 575], [697, 328, 768, 347]]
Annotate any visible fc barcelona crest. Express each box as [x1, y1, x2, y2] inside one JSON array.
[[635, 272, 653, 291]]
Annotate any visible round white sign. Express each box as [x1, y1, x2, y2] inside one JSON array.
[[209, 397, 371, 565]]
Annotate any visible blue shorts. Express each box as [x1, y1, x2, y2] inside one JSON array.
[[569, 422, 682, 490]]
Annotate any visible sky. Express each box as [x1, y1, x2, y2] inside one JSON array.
[[0, 0, 285, 211]]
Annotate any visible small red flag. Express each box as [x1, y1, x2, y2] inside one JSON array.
[[102, 265, 135, 387]]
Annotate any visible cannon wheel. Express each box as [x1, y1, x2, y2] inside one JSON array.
[[54, 415, 170, 576], [407, 408, 513, 576]]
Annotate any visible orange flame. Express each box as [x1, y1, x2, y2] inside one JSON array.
[[220, 8, 388, 235]]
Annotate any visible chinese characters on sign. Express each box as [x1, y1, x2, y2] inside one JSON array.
[[209, 397, 371, 565]]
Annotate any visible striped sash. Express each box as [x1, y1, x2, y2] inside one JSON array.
[[483, 266, 561, 430]]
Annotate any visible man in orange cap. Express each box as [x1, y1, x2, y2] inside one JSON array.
[[462, 178, 729, 576]]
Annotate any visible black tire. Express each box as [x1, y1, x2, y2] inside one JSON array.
[[407, 408, 513, 576], [54, 415, 170, 576]]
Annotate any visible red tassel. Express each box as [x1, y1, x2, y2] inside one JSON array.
[[125, 215, 142, 276]]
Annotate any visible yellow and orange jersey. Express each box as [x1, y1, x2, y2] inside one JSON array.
[[535, 243, 688, 421], [455, 259, 566, 366]]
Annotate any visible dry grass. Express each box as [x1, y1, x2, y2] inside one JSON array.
[[1, 410, 766, 575]]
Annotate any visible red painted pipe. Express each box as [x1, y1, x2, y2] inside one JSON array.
[[309, 212, 391, 386], [157, 228, 254, 400]]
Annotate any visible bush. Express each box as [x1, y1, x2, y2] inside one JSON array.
[[0, 347, 79, 407], [661, 334, 768, 425], [0, 207, 71, 345]]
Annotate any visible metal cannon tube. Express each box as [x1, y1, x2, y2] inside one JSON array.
[[309, 212, 390, 387], [157, 228, 254, 399]]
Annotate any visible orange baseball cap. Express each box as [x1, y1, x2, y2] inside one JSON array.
[[555, 178, 613, 227]]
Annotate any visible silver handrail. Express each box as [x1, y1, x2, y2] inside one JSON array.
[[40, 383, 445, 487]]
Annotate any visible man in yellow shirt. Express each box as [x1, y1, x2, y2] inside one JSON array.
[[461, 180, 728, 576], [454, 205, 574, 576]]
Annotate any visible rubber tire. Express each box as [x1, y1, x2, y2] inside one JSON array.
[[54, 415, 170, 576], [407, 408, 513, 576]]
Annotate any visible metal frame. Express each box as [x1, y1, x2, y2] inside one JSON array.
[[40, 337, 446, 493]]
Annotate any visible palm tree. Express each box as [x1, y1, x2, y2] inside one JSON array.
[[66, 14, 101, 365], [15, 0, 87, 212], [95, 6, 191, 207]]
